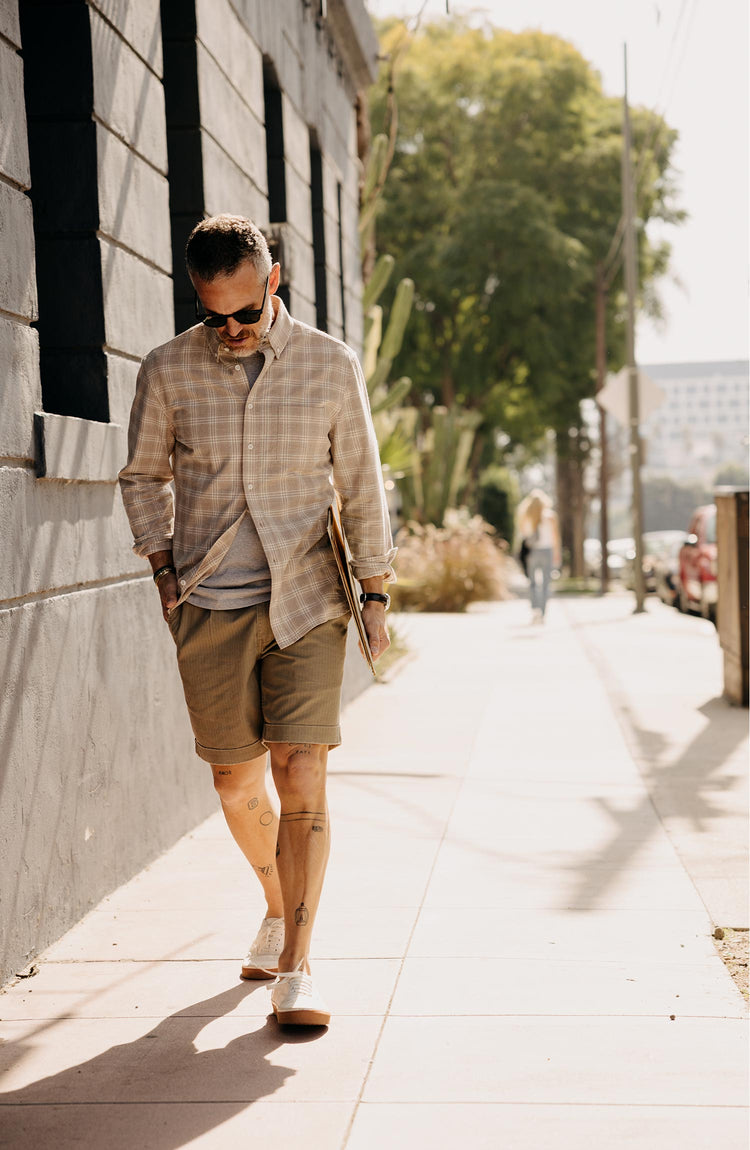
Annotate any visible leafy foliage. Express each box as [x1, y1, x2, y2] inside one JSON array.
[[477, 465, 520, 542], [714, 463, 749, 488], [641, 477, 712, 532], [369, 19, 682, 458]]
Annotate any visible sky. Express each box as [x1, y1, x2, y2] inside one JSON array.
[[364, 0, 749, 367]]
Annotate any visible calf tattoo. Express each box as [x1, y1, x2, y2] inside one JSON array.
[[259, 810, 274, 826], [254, 864, 274, 877], [247, 797, 259, 810], [294, 902, 309, 925]]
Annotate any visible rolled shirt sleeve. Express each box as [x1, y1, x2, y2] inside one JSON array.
[[118, 355, 176, 558]]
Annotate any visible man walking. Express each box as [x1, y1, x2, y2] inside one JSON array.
[[119, 215, 395, 1027]]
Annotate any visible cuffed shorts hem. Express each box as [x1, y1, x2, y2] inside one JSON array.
[[169, 602, 348, 765], [263, 722, 342, 749], [194, 738, 268, 766]]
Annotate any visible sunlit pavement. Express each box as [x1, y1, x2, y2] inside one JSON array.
[[1, 592, 747, 1149]]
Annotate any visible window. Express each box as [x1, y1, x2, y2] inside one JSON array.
[[309, 132, 327, 332], [263, 60, 290, 311], [21, 0, 108, 423], [161, 0, 205, 335], [336, 181, 346, 342]]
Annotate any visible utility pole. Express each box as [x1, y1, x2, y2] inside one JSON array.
[[595, 263, 609, 594], [622, 43, 646, 613]]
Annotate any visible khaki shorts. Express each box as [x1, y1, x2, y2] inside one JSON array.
[[167, 601, 350, 764]]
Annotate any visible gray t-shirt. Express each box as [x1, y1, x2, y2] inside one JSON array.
[[187, 353, 273, 610]]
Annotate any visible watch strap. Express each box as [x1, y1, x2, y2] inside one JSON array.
[[360, 592, 389, 608]]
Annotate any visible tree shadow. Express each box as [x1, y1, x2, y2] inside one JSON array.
[[563, 695, 747, 911], [0, 979, 326, 1147]]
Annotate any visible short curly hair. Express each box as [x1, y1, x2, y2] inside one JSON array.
[[185, 214, 272, 281]]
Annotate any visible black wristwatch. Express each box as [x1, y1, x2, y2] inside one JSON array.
[[360, 591, 390, 611]]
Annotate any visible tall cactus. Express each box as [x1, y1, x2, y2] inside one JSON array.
[[363, 253, 415, 417], [360, 133, 390, 266], [399, 405, 482, 526]]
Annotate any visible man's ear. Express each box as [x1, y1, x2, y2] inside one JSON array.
[[269, 262, 281, 295]]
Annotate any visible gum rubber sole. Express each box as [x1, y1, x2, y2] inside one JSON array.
[[240, 965, 278, 980], [273, 1006, 331, 1027]]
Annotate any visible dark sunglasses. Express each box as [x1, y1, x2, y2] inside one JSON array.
[[195, 277, 269, 327]]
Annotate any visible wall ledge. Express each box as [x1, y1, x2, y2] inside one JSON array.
[[34, 412, 125, 483]]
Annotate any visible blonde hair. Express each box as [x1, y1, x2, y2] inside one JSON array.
[[517, 488, 552, 536]]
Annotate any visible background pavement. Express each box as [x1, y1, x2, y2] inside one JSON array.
[[1, 590, 747, 1149]]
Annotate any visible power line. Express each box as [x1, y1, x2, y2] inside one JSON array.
[[602, 0, 699, 288]]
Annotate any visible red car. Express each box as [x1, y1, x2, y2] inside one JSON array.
[[678, 504, 718, 623]]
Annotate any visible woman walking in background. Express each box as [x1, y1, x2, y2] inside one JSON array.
[[517, 490, 562, 623]]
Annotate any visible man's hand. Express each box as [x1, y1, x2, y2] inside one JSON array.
[[148, 550, 178, 622], [361, 601, 390, 661], [157, 572, 179, 622]]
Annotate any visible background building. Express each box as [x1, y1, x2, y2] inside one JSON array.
[[642, 361, 749, 486], [0, 0, 378, 986]]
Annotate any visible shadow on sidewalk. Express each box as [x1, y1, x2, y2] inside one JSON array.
[[0, 980, 324, 1146], [564, 695, 747, 912]]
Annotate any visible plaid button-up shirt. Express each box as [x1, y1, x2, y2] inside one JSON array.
[[119, 300, 396, 648]]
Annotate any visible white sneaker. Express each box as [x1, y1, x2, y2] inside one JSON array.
[[271, 969, 331, 1027], [241, 916, 284, 980]]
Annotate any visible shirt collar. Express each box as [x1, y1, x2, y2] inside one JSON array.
[[202, 296, 294, 365]]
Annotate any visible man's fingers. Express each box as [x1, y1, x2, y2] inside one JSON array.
[[369, 629, 390, 660], [157, 571, 179, 620]]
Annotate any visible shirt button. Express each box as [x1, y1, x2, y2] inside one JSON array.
[[235, 364, 241, 371], [247, 483, 254, 490], [179, 579, 186, 586], [248, 444, 254, 450]]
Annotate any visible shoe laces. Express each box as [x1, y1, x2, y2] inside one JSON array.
[[274, 965, 312, 998], [258, 917, 284, 952]]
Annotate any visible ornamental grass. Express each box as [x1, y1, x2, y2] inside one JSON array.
[[391, 510, 509, 613]]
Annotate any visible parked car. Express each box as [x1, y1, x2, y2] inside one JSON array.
[[678, 505, 718, 622], [651, 531, 689, 607], [625, 530, 689, 595], [583, 537, 634, 580]]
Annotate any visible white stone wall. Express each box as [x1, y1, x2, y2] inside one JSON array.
[[0, 0, 377, 987], [195, 0, 268, 222]]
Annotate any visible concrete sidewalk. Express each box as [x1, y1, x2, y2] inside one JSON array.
[[1, 592, 747, 1149]]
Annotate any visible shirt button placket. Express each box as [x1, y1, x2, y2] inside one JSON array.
[[245, 397, 255, 496]]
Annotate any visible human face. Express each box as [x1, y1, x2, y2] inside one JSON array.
[[191, 260, 280, 356]]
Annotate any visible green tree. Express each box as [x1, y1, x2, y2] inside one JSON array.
[[714, 463, 749, 487], [477, 464, 519, 543], [641, 477, 712, 532], [369, 19, 682, 461]]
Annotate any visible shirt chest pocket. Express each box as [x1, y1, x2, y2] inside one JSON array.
[[262, 399, 331, 469]]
